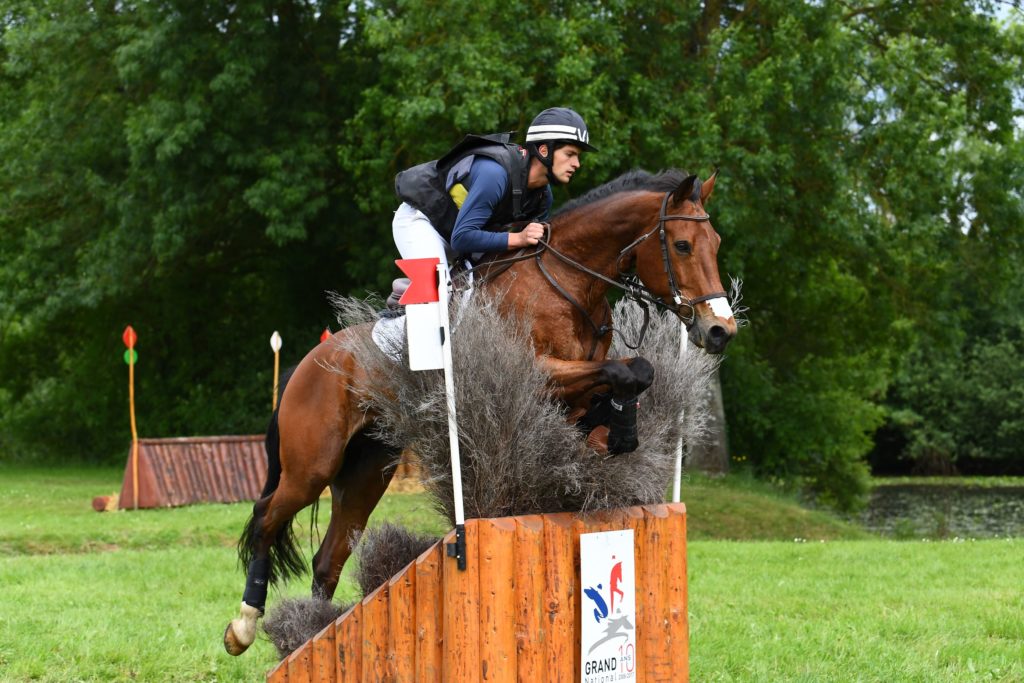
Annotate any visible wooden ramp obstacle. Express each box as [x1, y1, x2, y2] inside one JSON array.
[[100, 438, 423, 511], [268, 503, 688, 682], [116, 435, 268, 509]]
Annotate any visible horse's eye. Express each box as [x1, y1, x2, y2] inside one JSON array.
[[674, 240, 692, 255]]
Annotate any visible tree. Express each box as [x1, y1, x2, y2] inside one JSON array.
[[0, 0, 376, 460], [1, 1, 1021, 511]]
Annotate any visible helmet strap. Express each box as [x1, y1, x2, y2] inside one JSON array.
[[529, 142, 564, 185]]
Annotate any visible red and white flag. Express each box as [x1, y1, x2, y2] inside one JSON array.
[[395, 258, 444, 371]]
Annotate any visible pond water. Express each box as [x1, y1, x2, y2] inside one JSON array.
[[858, 485, 1024, 538]]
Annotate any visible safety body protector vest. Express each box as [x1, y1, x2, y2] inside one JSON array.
[[394, 132, 549, 241]]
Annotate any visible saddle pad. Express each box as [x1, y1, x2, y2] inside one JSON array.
[[369, 282, 474, 364], [370, 314, 406, 362]]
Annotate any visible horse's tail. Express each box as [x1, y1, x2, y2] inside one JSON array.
[[238, 367, 305, 585]]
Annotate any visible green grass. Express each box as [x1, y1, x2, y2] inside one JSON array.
[[689, 540, 1024, 682], [680, 472, 872, 541], [0, 466, 447, 556], [872, 476, 1024, 488], [1, 465, 1021, 681], [0, 465, 446, 682]]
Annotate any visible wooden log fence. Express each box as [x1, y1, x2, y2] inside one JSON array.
[[267, 502, 688, 682]]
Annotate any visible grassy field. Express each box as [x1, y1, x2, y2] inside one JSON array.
[[0, 466, 1021, 681]]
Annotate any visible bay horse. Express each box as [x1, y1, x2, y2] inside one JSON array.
[[224, 169, 737, 655]]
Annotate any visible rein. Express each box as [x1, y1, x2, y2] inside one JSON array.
[[534, 190, 727, 357]]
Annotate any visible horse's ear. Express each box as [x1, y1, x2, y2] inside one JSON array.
[[672, 174, 699, 205], [701, 167, 718, 203]]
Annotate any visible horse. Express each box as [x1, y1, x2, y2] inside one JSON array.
[[223, 168, 737, 655]]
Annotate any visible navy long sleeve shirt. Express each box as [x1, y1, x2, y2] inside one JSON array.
[[448, 157, 552, 254]]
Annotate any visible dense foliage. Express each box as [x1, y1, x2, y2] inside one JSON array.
[[1, 1, 1021, 508]]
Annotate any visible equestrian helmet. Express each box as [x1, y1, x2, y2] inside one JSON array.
[[525, 107, 596, 152]]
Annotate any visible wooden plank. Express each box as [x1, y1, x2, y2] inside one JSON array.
[[615, 505, 644, 683], [664, 503, 689, 682], [443, 520, 481, 683], [638, 505, 671, 681], [388, 561, 417, 682], [620, 505, 646, 683], [414, 543, 444, 683], [311, 621, 337, 683], [513, 515, 546, 683], [361, 583, 392, 682], [542, 512, 577, 683], [266, 657, 289, 683], [286, 643, 313, 683], [335, 604, 362, 683], [478, 518, 517, 683]]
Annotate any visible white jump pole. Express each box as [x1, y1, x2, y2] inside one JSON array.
[[437, 264, 467, 570], [672, 322, 688, 503]]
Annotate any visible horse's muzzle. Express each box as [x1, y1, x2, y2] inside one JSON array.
[[688, 316, 736, 354]]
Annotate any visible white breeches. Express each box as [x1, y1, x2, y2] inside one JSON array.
[[392, 202, 455, 275]]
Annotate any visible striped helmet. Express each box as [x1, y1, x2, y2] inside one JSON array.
[[526, 107, 596, 152]]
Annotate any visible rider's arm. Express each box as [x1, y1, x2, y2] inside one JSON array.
[[449, 158, 515, 253], [510, 187, 552, 249]]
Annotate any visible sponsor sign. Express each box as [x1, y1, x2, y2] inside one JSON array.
[[580, 530, 637, 683]]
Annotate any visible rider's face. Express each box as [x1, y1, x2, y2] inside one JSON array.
[[550, 144, 583, 184]]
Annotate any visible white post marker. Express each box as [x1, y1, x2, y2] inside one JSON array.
[[270, 331, 282, 411], [436, 264, 468, 570], [395, 257, 467, 570], [673, 322, 688, 504]]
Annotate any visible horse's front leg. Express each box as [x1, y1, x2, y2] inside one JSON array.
[[539, 356, 655, 454]]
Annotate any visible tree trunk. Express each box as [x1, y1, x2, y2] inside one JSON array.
[[687, 369, 730, 475]]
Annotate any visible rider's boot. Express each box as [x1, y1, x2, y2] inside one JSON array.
[[386, 278, 411, 309]]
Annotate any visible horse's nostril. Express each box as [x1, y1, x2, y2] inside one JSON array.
[[709, 325, 727, 341]]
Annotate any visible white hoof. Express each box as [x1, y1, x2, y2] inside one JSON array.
[[223, 601, 262, 656]]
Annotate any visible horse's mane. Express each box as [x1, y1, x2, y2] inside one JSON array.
[[554, 168, 695, 217]]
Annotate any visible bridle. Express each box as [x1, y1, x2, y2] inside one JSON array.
[[530, 190, 727, 358], [615, 191, 728, 316]]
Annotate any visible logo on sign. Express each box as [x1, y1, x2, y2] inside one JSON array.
[[580, 530, 636, 683]]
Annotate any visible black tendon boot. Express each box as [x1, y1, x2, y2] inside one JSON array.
[[241, 555, 271, 614], [607, 396, 640, 455], [575, 392, 612, 435]]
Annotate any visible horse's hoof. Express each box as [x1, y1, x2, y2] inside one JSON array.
[[223, 621, 250, 656], [224, 601, 262, 656], [586, 426, 610, 456]]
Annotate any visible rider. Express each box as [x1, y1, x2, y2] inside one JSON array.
[[392, 107, 595, 279]]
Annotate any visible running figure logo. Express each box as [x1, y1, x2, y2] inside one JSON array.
[[582, 555, 634, 654]]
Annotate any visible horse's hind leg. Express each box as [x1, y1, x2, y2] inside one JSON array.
[[225, 418, 344, 656], [311, 431, 400, 600], [224, 472, 331, 656]]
